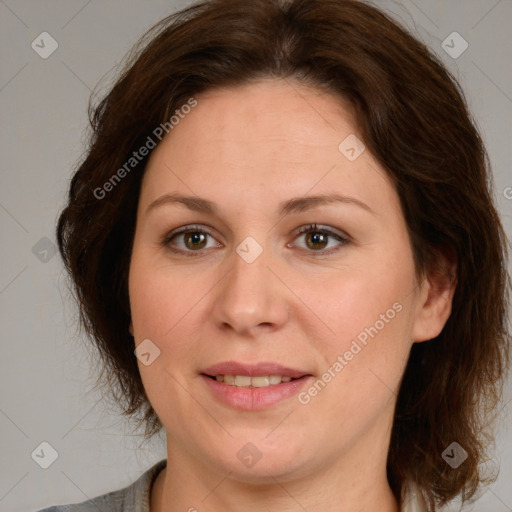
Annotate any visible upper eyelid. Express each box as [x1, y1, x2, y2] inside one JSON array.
[[294, 224, 348, 238], [163, 224, 218, 242]]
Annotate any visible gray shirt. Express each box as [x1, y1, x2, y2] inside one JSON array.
[[37, 460, 167, 512], [37, 459, 427, 511]]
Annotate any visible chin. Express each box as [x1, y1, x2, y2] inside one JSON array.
[[206, 438, 315, 483]]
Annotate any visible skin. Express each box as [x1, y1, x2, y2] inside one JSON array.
[[128, 79, 456, 512]]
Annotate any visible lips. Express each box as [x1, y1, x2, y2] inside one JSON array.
[[201, 361, 313, 411]]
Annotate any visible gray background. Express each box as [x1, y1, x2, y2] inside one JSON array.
[[1, 1, 511, 511]]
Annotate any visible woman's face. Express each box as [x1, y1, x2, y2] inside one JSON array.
[[128, 79, 445, 482]]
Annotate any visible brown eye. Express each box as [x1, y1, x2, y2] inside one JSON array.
[[304, 231, 329, 251], [162, 225, 221, 257], [183, 231, 208, 250], [292, 224, 349, 255]]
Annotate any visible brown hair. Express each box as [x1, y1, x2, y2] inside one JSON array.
[[56, 0, 510, 509]]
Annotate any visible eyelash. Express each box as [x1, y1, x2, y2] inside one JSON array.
[[161, 223, 350, 258]]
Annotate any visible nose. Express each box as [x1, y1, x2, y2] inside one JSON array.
[[211, 242, 290, 337]]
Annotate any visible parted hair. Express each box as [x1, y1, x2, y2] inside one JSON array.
[[56, 0, 510, 509]]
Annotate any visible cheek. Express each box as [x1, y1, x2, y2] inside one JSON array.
[[300, 255, 416, 409], [129, 263, 201, 419], [128, 257, 216, 388], [129, 256, 198, 339], [302, 276, 414, 415], [302, 257, 415, 355]]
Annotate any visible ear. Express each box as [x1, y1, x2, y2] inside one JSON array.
[[412, 249, 457, 343]]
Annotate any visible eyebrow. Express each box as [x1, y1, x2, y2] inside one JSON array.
[[146, 192, 375, 216]]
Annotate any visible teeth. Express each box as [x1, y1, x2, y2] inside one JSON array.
[[213, 375, 295, 387], [269, 375, 282, 385], [223, 375, 235, 385], [235, 375, 251, 387], [252, 376, 270, 388]]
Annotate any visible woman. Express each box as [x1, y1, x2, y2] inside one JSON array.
[[40, 0, 510, 510]]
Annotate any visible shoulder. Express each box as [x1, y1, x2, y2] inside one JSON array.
[[35, 486, 125, 512], [36, 459, 167, 512]]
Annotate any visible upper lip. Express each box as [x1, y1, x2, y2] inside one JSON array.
[[202, 361, 311, 379]]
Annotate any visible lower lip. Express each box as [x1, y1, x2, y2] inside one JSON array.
[[201, 375, 312, 411]]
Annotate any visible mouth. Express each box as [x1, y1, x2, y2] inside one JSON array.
[[200, 361, 313, 410]]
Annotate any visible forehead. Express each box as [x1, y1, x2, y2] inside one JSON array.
[[139, 79, 397, 217], [160, 79, 359, 158]]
